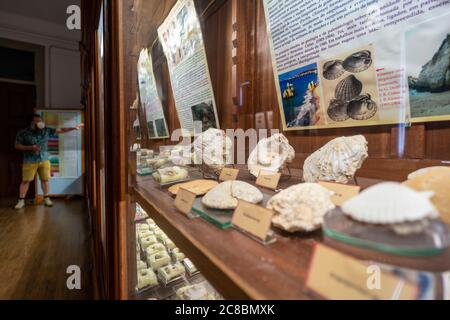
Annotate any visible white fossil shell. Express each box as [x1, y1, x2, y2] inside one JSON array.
[[193, 128, 233, 175], [341, 182, 438, 224], [267, 183, 335, 232], [248, 134, 295, 177], [303, 135, 368, 184], [407, 166, 450, 180], [201, 180, 263, 210]]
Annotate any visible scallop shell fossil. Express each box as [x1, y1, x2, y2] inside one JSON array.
[[343, 50, 372, 73], [334, 75, 362, 101], [322, 60, 345, 80], [201, 180, 263, 210], [341, 182, 438, 234], [193, 128, 233, 175], [267, 183, 335, 232], [327, 99, 349, 122], [303, 135, 368, 184], [347, 94, 377, 120], [247, 133, 295, 177]]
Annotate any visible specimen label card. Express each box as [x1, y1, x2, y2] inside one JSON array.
[[256, 170, 281, 190], [174, 188, 196, 216], [262, 0, 450, 130], [219, 168, 240, 181], [158, 0, 220, 135], [318, 181, 360, 206], [306, 244, 418, 300], [232, 201, 274, 241]]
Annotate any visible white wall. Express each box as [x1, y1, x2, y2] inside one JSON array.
[[0, 10, 82, 109]]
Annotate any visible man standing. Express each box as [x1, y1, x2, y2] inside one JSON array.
[[14, 114, 84, 209]]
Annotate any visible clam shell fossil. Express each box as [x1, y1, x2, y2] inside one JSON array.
[[341, 182, 438, 225], [201, 181, 263, 210], [267, 183, 335, 232], [247, 133, 295, 177], [347, 94, 377, 120], [343, 50, 372, 73], [404, 170, 450, 226], [303, 135, 368, 184], [193, 128, 233, 175], [322, 60, 345, 80], [335, 75, 362, 101], [327, 99, 349, 122], [407, 166, 450, 180]]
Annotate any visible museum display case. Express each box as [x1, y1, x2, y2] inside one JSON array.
[[82, 0, 450, 299]]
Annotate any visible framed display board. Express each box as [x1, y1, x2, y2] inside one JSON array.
[[36, 109, 84, 196]]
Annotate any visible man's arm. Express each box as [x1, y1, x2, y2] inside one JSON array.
[[15, 144, 40, 152], [56, 123, 84, 134]]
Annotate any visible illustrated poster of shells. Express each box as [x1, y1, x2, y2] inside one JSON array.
[[319, 44, 381, 124]]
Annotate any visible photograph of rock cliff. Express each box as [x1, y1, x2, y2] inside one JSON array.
[[406, 18, 450, 120]]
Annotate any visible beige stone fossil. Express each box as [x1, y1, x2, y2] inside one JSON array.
[[267, 183, 335, 232], [248, 133, 295, 177], [193, 128, 232, 175], [201, 180, 263, 210], [303, 135, 368, 184]]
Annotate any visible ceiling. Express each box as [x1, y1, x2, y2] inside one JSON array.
[[0, 0, 81, 26]]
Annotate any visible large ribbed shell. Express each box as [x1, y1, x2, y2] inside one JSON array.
[[342, 182, 438, 224], [347, 94, 377, 120], [322, 60, 345, 80], [248, 133, 295, 177], [303, 135, 368, 184], [335, 75, 362, 101], [343, 50, 372, 73], [267, 183, 335, 232], [193, 128, 233, 175], [327, 99, 349, 122]]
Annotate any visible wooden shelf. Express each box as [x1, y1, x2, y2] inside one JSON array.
[[132, 169, 450, 300]]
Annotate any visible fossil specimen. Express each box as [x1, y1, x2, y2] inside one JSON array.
[[327, 99, 349, 121], [303, 135, 368, 184], [152, 166, 188, 184], [347, 94, 377, 120], [342, 182, 438, 235], [168, 179, 219, 196], [247, 133, 295, 177], [343, 50, 372, 73], [404, 170, 450, 225], [407, 166, 450, 180], [335, 75, 363, 101], [323, 60, 345, 80], [267, 183, 335, 232], [193, 128, 233, 175], [201, 180, 263, 210]]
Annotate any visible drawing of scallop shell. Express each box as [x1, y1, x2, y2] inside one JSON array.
[[343, 50, 372, 73], [322, 60, 345, 80], [341, 182, 438, 225], [327, 99, 349, 122], [334, 75, 362, 101], [347, 94, 377, 120]]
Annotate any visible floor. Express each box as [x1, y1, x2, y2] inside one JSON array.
[[0, 197, 93, 299]]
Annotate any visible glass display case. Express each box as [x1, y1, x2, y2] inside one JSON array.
[[83, 0, 450, 300]]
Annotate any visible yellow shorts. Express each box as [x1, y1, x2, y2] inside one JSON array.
[[22, 160, 51, 182]]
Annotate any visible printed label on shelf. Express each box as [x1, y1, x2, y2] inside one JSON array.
[[219, 167, 240, 181], [231, 200, 274, 241], [256, 170, 281, 190], [318, 181, 361, 206], [306, 244, 418, 300], [174, 188, 196, 216]]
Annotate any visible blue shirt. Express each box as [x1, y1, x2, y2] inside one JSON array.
[[15, 127, 57, 163]]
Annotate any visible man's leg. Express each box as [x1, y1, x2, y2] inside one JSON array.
[[39, 161, 53, 207], [15, 163, 37, 210]]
